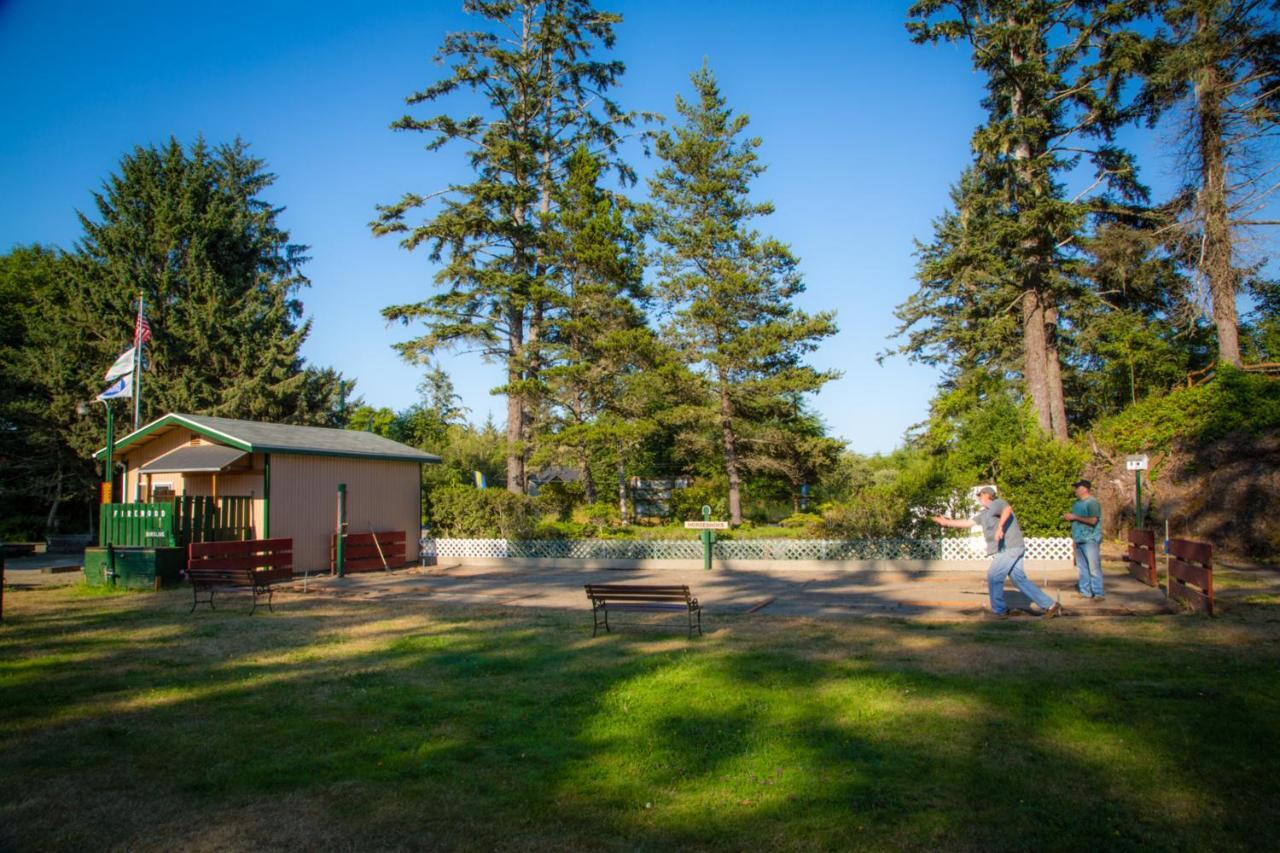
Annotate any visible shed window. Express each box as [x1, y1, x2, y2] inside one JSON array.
[[151, 482, 175, 501]]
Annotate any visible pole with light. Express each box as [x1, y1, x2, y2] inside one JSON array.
[[78, 398, 115, 505]]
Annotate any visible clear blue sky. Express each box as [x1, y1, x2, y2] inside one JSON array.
[[0, 0, 1246, 453]]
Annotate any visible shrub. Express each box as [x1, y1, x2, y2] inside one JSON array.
[[1090, 368, 1280, 455], [812, 490, 908, 539], [533, 519, 596, 540], [996, 432, 1089, 536], [669, 480, 729, 521], [578, 501, 620, 526], [533, 481, 584, 522], [428, 484, 536, 538]]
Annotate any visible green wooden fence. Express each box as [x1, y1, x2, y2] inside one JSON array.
[[99, 496, 254, 547], [173, 496, 254, 545]]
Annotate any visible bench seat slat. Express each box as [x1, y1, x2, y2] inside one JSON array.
[[603, 603, 689, 612]]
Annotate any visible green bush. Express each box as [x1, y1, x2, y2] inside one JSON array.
[[1090, 368, 1280, 454], [996, 432, 1089, 537], [428, 484, 536, 538], [533, 481, 584, 522], [533, 519, 596, 540], [669, 480, 729, 522], [578, 501, 620, 526], [812, 490, 908, 539]]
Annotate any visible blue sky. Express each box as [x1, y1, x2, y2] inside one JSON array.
[[0, 0, 1257, 453]]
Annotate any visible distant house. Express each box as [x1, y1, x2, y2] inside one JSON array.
[[526, 466, 582, 496], [97, 413, 440, 572]]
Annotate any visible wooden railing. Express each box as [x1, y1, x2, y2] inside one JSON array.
[[173, 496, 254, 545], [100, 496, 254, 547]]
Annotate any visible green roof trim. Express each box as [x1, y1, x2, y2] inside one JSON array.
[[95, 413, 441, 464]]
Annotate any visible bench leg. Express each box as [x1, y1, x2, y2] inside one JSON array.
[[190, 584, 215, 614], [603, 604, 610, 633], [697, 606, 702, 637]]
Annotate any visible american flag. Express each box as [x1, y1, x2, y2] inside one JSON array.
[[134, 304, 152, 346]]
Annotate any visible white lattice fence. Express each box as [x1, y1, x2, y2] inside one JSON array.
[[422, 536, 1074, 562]]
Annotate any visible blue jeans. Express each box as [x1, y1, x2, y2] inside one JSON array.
[[988, 547, 1055, 614], [1075, 540, 1104, 597]]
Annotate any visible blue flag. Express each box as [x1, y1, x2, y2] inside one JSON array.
[[97, 375, 133, 401]]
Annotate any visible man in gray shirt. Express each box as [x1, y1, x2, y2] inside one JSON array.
[[933, 486, 1061, 618]]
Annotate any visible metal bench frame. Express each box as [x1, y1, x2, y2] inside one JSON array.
[[584, 584, 702, 638]]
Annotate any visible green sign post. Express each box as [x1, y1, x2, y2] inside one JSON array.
[[684, 505, 728, 571], [336, 483, 347, 577], [1126, 454, 1149, 529]]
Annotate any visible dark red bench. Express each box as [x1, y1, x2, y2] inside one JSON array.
[[187, 538, 293, 614], [1123, 529, 1158, 587], [1168, 538, 1213, 615]]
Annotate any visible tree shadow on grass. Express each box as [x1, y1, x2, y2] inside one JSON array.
[[1, 586, 1278, 850]]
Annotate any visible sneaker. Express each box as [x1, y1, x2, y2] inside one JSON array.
[[1071, 591, 1094, 600], [1093, 595, 1106, 601], [982, 608, 1010, 619], [1041, 603, 1062, 619]]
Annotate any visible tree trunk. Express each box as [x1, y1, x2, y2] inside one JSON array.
[[1043, 305, 1069, 440], [581, 452, 596, 504], [717, 381, 743, 526], [617, 459, 628, 524], [1195, 20, 1241, 366], [1008, 27, 1067, 438], [45, 462, 63, 534], [1021, 291, 1054, 435], [506, 305, 526, 494]]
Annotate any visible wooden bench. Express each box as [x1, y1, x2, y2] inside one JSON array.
[[330, 530, 407, 573], [187, 538, 293, 614], [46, 533, 93, 553], [584, 584, 702, 637], [1168, 538, 1214, 615], [1123, 528, 1158, 587]]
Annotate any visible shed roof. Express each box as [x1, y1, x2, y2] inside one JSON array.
[[97, 413, 441, 464], [139, 444, 247, 474]]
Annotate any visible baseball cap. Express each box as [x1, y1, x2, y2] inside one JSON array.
[[977, 486, 997, 497], [1072, 479, 1092, 489]]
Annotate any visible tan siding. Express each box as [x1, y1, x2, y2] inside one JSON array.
[[122, 426, 197, 501], [182, 456, 266, 536], [269, 455, 421, 573]]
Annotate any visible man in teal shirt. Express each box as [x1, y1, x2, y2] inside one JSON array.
[[1063, 479, 1104, 599]]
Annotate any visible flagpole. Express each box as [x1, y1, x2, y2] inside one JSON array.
[[133, 293, 143, 431]]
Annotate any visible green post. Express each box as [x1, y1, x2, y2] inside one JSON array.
[[262, 453, 271, 538], [336, 483, 347, 577], [701, 504, 714, 571], [1135, 469, 1144, 530]]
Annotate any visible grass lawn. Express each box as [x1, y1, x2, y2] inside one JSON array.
[[2, 583, 1279, 851]]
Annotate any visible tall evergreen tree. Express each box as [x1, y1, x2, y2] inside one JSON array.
[[70, 138, 344, 431], [1138, 0, 1280, 365], [647, 65, 838, 525], [904, 0, 1149, 439], [0, 246, 99, 536], [535, 146, 648, 503], [374, 0, 645, 494]]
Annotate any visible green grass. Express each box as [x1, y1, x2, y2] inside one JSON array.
[[3, 584, 1279, 850]]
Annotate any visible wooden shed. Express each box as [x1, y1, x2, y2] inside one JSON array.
[[97, 413, 439, 573]]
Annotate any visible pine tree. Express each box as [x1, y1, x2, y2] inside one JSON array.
[[535, 146, 648, 503], [904, 1, 1149, 439], [647, 65, 838, 525], [0, 246, 99, 536], [69, 138, 344, 429], [1138, 0, 1280, 366], [374, 0, 645, 494]]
